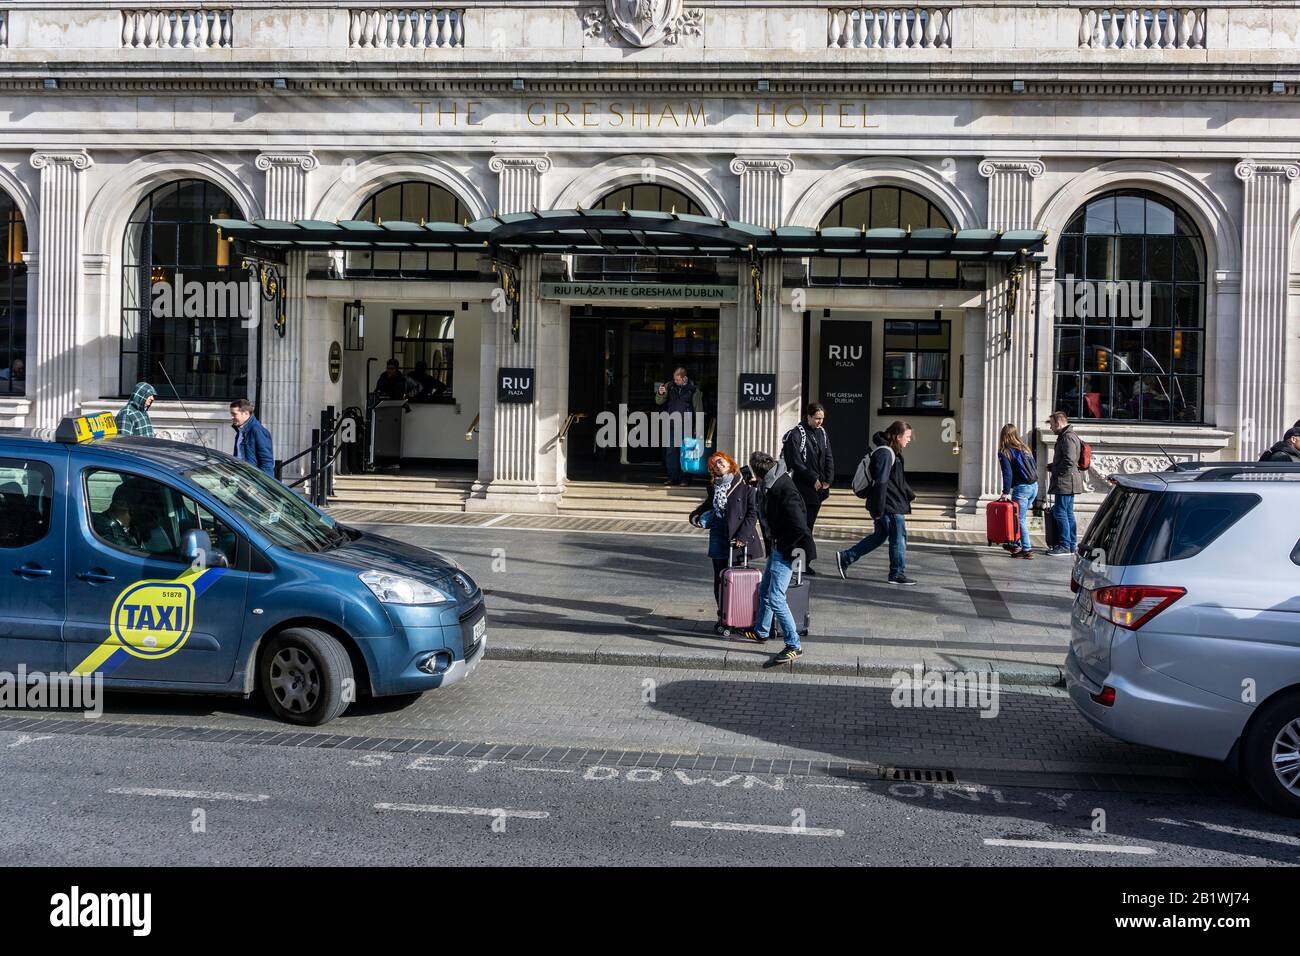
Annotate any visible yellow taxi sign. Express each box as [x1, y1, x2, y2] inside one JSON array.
[[55, 412, 119, 444]]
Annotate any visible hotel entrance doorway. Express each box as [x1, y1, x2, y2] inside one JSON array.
[[566, 307, 719, 479]]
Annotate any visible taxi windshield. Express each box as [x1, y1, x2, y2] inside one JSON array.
[[185, 459, 344, 553]]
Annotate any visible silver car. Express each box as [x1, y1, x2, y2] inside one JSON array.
[[1065, 461, 1300, 814]]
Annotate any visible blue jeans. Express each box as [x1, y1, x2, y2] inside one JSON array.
[[841, 513, 907, 577], [755, 549, 802, 650], [1052, 494, 1078, 552], [1010, 483, 1037, 551]]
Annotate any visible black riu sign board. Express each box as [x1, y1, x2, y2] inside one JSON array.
[[498, 367, 535, 404], [819, 320, 872, 479], [738, 373, 776, 409]]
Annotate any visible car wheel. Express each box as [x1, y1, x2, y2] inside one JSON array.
[[1241, 690, 1300, 816], [260, 627, 353, 726]]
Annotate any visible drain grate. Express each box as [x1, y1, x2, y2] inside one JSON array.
[[883, 767, 958, 784]]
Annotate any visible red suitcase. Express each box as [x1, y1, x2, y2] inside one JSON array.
[[718, 547, 762, 636], [986, 500, 1019, 546]]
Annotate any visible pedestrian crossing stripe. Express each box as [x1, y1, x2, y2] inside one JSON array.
[[71, 565, 226, 677]]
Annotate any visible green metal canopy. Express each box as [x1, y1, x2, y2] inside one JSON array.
[[214, 209, 1046, 264]]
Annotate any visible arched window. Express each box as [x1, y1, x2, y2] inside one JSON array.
[[812, 186, 956, 284], [577, 184, 710, 282], [1053, 190, 1206, 423], [121, 179, 246, 401], [346, 181, 473, 276], [0, 194, 26, 396]]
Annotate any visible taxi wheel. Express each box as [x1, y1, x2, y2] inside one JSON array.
[[1241, 689, 1300, 816], [260, 628, 353, 726]]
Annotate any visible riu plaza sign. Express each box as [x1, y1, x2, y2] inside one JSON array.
[[412, 98, 882, 131]]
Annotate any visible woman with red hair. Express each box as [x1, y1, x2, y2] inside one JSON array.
[[688, 451, 764, 634]]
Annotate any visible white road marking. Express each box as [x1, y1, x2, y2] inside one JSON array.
[[479, 513, 515, 527], [375, 802, 549, 819], [108, 787, 270, 803], [805, 783, 861, 790], [983, 838, 1153, 855], [514, 766, 576, 774], [7, 734, 55, 749], [1152, 817, 1300, 847], [672, 820, 844, 837]]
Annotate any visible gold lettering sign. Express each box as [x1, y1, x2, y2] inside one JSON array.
[[409, 100, 878, 131]]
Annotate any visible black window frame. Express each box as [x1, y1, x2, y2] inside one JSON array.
[[811, 186, 958, 288], [0, 194, 27, 398], [1052, 189, 1207, 425], [390, 309, 456, 401], [576, 185, 717, 284], [119, 179, 250, 402], [345, 181, 475, 279], [0, 457, 53, 548], [880, 318, 952, 415]]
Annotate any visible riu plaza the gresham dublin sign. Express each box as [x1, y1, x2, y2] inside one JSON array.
[[410, 99, 882, 132], [541, 282, 737, 303]]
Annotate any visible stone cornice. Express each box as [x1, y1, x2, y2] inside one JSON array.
[[29, 149, 92, 170]]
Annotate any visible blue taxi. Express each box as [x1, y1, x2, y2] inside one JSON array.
[[0, 414, 486, 725]]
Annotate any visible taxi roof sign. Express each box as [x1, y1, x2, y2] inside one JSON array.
[[56, 412, 119, 444]]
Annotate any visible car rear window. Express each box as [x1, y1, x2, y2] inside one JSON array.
[[1293, 538, 1300, 567], [1081, 486, 1261, 566]]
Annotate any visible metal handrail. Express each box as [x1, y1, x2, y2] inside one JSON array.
[[465, 412, 480, 441], [275, 406, 341, 506], [557, 411, 586, 444]]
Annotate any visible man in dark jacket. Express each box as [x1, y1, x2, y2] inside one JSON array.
[[835, 421, 916, 585], [230, 399, 276, 477], [781, 402, 834, 572], [1046, 410, 1085, 556], [1261, 427, 1300, 463], [739, 452, 813, 665], [655, 366, 704, 486]]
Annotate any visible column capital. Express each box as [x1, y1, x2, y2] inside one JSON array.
[[1234, 159, 1300, 182], [729, 155, 795, 177], [255, 150, 318, 172], [29, 149, 93, 171], [489, 154, 552, 174], [978, 157, 1044, 180]]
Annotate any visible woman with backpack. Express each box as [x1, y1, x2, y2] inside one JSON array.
[[689, 451, 764, 634], [997, 423, 1039, 560], [835, 420, 917, 586]]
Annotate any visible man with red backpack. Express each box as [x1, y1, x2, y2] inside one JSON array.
[[1046, 410, 1086, 556]]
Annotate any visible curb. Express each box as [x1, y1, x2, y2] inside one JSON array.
[[484, 641, 1066, 688]]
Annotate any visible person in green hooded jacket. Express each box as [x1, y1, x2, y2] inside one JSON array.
[[116, 381, 157, 437]]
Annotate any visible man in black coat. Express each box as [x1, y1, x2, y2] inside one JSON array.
[[1260, 427, 1300, 463], [739, 452, 814, 665], [781, 402, 834, 573]]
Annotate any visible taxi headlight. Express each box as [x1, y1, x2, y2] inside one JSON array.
[[359, 570, 450, 605]]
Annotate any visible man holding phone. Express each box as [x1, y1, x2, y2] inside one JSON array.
[[655, 366, 704, 486]]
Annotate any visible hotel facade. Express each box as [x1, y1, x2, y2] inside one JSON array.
[[2, 0, 1299, 527]]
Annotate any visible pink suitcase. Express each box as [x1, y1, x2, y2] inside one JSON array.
[[718, 547, 762, 635]]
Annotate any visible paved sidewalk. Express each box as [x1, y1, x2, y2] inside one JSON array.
[[351, 521, 1079, 686]]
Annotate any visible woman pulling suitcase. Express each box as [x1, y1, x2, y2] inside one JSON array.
[[688, 452, 764, 636], [996, 423, 1039, 559]]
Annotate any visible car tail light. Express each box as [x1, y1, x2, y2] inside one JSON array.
[[1091, 685, 1116, 707], [1070, 575, 1080, 594], [1091, 585, 1186, 631]]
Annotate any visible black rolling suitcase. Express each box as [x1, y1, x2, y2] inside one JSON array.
[[781, 564, 811, 640], [1042, 496, 1061, 550]]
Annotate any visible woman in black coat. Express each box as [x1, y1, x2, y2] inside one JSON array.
[[688, 451, 764, 633]]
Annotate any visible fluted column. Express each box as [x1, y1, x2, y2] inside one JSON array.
[[471, 154, 563, 510], [255, 150, 317, 472], [729, 155, 794, 467], [1234, 160, 1298, 456], [974, 157, 1044, 506], [29, 150, 92, 428]]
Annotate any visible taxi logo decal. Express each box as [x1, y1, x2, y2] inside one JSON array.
[[111, 581, 194, 659], [72, 565, 225, 677]]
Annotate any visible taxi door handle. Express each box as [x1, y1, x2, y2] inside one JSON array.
[[15, 564, 53, 578], [76, 570, 116, 584]]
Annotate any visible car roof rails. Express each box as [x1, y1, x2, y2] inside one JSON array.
[[1184, 461, 1300, 482]]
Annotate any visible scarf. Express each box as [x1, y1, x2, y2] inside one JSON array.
[[712, 472, 736, 517]]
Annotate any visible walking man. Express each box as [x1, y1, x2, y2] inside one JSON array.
[[781, 402, 834, 573], [738, 452, 813, 665], [835, 420, 917, 585], [655, 366, 704, 487], [115, 381, 157, 437], [1046, 410, 1084, 556], [230, 398, 276, 477]]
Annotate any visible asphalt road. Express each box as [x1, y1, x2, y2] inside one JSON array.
[[1, 711, 1295, 867]]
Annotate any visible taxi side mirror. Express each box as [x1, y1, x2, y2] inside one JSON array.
[[184, 528, 228, 569]]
